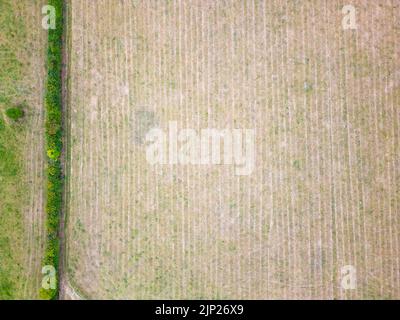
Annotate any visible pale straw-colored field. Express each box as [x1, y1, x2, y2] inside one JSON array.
[[64, 0, 399, 299]]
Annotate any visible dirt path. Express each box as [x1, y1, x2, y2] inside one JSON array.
[[58, 0, 81, 300]]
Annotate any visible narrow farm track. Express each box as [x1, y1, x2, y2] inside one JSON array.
[[60, 0, 77, 300], [65, 0, 399, 299]]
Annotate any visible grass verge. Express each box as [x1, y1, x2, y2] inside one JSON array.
[[0, 0, 29, 300]]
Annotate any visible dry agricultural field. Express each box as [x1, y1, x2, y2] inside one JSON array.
[[62, 0, 400, 299]]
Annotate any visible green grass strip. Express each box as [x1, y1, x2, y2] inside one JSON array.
[[39, 0, 64, 300]]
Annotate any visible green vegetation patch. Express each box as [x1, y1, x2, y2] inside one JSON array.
[[5, 106, 25, 121], [0, 113, 26, 300]]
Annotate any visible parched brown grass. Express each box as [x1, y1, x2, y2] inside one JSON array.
[[65, 0, 399, 299]]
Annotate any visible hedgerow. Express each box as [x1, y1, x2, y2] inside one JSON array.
[[39, 0, 63, 300]]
